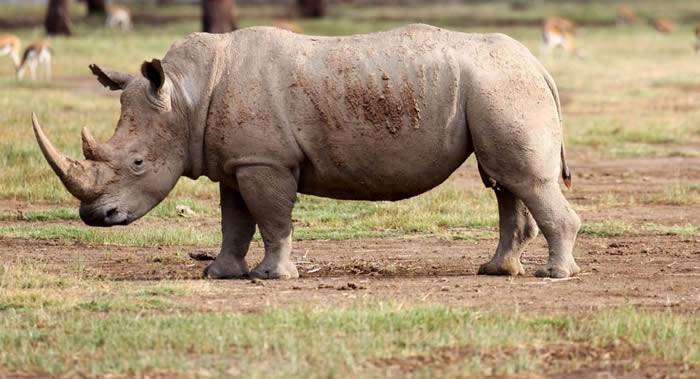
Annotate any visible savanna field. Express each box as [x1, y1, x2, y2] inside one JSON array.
[[0, 1, 699, 377]]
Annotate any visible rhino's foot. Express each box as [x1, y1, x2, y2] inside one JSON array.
[[250, 260, 299, 280], [477, 257, 525, 276], [203, 258, 249, 280], [534, 261, 581, 279]]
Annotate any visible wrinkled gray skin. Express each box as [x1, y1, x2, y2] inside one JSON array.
[[33, 24, 581, 279]]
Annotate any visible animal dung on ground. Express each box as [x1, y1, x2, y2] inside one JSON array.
[[188, 251, 216, 261], [176, 204, 196, 217]]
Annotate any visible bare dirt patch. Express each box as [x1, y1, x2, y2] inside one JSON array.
[[2, 233, 698, 314]]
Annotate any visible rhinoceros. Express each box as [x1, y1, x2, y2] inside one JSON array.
[[32, 24, 581, 279]]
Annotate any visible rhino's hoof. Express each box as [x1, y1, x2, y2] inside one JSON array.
[[203, 261, 249, 280], [477, 258, 524, 276], [250, 261, 299, 280], [534, 262, 580, 279]]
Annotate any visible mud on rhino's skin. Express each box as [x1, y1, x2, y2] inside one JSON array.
[[32, 24, 582, 280]]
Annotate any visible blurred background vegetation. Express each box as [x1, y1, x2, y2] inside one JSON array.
[[0, 0, 698, 242]]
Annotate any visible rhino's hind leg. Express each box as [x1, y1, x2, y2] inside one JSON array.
[[237, 165, 299, 280], [516, 181, 581, 278], [203, 184, 256, 279], [478, 188, 538, 276]]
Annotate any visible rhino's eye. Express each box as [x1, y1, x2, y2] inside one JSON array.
[[131, 158, 145, 174]]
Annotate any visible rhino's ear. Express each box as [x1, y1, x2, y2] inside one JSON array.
[[89, 64, 133, 91], [141, 59, 166, 93], [140, 59, 172, 111]]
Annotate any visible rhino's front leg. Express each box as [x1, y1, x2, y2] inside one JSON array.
[[236, 165, 299, 280], [203, 183, 256, 279]]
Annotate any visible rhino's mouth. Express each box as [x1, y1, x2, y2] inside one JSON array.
[[79, 203, 131, 227]]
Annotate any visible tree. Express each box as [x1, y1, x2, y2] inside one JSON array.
[[202, 0, 237, 34], [85, 0, 107, 16], [45, 0, 72, 36], [297, 0, 326, 18]]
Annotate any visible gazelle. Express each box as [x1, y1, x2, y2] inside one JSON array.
[[617, 4, 638, 26], [273, 19, 303, 34], [17, 41, 52, 81], [653, 18, 675, 34], [541, 16, 583, 59], [0, 34, 21, 75], [695, 25, 700, 53], [106, 4, 132, 31]]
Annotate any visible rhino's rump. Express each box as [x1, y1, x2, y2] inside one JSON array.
[[287, 30, 471, 200]]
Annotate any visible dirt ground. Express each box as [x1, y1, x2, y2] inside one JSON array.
[[1, 156, 698, 315], [3, 233, 699, 314]]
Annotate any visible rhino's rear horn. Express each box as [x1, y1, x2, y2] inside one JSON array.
[[81, 127, 109, 161], [32, 113, 102, 202]]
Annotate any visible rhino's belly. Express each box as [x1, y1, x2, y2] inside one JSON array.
[[297, 119, 472, 201]]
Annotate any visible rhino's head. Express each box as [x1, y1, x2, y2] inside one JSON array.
[[33, 60, 189, 227]]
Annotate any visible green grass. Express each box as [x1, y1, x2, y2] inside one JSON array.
[[642, 184, 700, 206], [0, 267, 698, 378], [2, 260, 700, 377], [0, 214, 693, 247], [0, 185, 500, 244], [581, 221, 698, 237]]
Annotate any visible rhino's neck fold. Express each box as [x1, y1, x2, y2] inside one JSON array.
[[166, 61, 215, 180], [163, 33, 231, 181], [185, 94, 208, 179]]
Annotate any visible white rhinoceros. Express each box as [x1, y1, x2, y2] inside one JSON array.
[[32, 24, 581, 279]]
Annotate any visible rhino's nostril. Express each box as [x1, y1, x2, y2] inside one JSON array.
[[106, 207, 118, 219]]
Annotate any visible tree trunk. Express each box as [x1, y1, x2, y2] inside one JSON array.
[[85, 0, 106, 15], [45, 0, 72, 36], [202, 0, 237, 34], [297, 0, 326, 18]]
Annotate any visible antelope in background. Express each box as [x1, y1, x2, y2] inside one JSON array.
[[617, 4, 638, 26], [106, 3, 132, 31], [541, 16, 584, 59], [653, 18, 675, 34], [0, 34, 21, 76], [695, 25, 700, 54], [17, 41, 52, 81], [272, 19, 304, 34]]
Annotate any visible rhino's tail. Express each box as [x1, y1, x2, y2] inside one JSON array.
[[538, 62, 572, 189]]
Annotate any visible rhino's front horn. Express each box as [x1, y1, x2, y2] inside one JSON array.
[[32, 113, 103, 202]]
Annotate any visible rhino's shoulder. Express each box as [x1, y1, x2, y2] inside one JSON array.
[[165, 32, 229, 58]]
